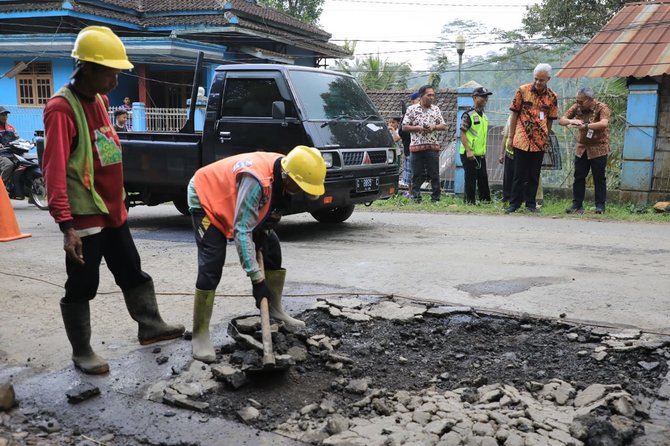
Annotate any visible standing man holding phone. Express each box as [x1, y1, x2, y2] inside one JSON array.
[[559, 87, 611, 214]]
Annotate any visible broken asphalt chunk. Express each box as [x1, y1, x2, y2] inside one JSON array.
[[638, 361, 659, 371], [0, 382, 16, 411], [162, 393, 209, 412], [66, 382, 100, 404], [211, 364, 249, 389]]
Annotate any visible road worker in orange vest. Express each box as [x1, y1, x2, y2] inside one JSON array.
[[43, 26, 184, 375], [187, 146, 326, 363]]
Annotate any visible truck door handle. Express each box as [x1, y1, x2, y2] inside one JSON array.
[[219, 131, 231, 142]]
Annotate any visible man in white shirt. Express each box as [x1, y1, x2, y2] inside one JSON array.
[[402, 85, 447, 203]]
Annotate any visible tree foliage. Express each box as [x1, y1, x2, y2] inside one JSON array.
[[427, 19, 483, 73], [334, 52, 412, 90], [522, 0, 629, 40], [259, 0, 325, 25], [427, 73, 441, 89]]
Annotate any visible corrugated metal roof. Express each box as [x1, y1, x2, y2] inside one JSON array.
[[0, 0, 348, 58], [366, 90, 457, 149], [557, 1, 670, 79]]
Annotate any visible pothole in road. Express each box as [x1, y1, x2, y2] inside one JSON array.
[[147, 298, 670, 446], [456, 277, 563, 297]]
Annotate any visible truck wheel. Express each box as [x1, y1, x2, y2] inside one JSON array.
[[310, 205, 355, 224], [173, 195, 190, 216]]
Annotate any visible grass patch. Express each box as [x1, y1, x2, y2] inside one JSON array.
[[367, 192, 670, 223]]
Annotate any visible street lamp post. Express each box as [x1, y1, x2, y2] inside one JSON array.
[[456, 34, 466, 86]]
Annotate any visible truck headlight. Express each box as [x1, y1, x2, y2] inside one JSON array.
[[322, 152, 333, 168], [387, 149, 395, 164]]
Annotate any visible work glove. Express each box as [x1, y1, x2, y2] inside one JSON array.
[[252, 280, 274, 309]]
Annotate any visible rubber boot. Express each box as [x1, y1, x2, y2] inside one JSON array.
[[59, 299, 109, 375], [192, 289, 216, 363], [264, 269, 305, 328], [122, 280, 185, 345]]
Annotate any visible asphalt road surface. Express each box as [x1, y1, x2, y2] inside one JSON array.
[[1, 201, 669, 444], [2, 202, 670, 373]]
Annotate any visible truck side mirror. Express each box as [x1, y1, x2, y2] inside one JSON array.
[[271, 101, 286, 120]]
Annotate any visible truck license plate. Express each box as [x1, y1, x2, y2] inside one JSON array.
[[356, 177, 379, 192]]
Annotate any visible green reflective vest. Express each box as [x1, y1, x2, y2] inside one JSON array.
[[460, 109, 488, 156], [50, 87, 109, 215]]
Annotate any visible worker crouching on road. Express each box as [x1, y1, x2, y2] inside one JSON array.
[[43, 26, 184, 375], [188, 146, 326, 363]]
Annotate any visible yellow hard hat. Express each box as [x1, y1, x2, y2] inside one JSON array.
[[281, 146, 326, 197], [71, 26, 134, 70]]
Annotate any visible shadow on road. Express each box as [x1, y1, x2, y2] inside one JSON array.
[[275, 220, 372, 242], [126, 209, 374, 244]]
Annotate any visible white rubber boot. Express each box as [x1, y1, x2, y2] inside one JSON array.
[[265, 269, 305, 328], [192, 289, 216, 363]]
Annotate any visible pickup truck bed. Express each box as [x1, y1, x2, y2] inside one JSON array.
[[119, 132, 201, 208]]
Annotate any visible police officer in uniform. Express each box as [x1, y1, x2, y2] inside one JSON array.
[[459, 87, 493, 204]]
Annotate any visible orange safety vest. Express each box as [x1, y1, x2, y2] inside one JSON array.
[[194, 152, 282, 239]]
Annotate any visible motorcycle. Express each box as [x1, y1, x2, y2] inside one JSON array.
[[3, 139, 48, 210]]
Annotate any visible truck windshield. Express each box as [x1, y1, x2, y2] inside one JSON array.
[[288, 70, 379, 120]]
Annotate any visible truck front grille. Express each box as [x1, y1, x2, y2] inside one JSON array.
[[342, 150, 388, 166], [368, 151, 387, 164]]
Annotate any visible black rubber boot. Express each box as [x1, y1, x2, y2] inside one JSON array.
[[122, 280, 185, 345], [59, 299, 109, 375]]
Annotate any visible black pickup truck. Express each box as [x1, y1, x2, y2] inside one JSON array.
[[117, 63, 399, 223]]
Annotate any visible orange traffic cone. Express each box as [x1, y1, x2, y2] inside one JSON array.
[[0, 178, 31, 242]]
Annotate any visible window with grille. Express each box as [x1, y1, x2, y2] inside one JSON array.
[[16, 62, 53, 106]]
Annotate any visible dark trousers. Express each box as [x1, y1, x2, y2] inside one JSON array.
[[510, 148, 543, 209], [191, 209, 281, 290], [573, 153, 607, 207], [64, 222, 150, 303], [411, 150, 440, 201], [502, 155, 514, 202], [460, 153, 491, 204]]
